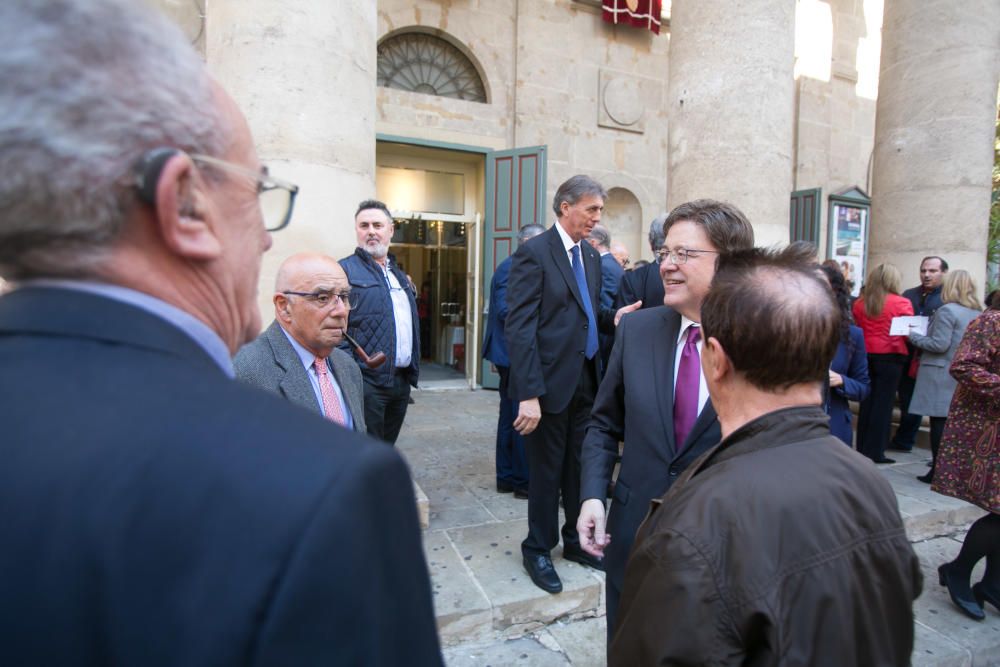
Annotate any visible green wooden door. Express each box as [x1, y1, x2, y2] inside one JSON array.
[[790, 188, 822, 245], [481, 145, 547, 389]]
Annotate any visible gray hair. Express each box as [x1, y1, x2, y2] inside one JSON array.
[[517, 224, 545, 244], [0, 0, 230, 279], [648, 214, 667, 254], [551, 175, 607, 218], [587, 224, 611, 250]]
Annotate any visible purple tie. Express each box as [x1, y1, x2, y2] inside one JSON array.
[[673, 325, 701, 450]]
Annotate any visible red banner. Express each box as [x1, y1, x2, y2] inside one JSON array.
[[601, 0, 662, 35]]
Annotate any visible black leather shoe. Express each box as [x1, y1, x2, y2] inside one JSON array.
[[873, 457, 896, 464], [939, 563, 985, 620], [563, 545, 605, 571], [973, 582, 1000, 614], [916, 472, 933, 484], [523, 554, 562, 594], [513, 486, 529, 500], [497, 480, 514, 494], [888, 443, 913, 452]]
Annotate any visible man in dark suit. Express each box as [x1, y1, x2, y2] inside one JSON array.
[[507, 175, 634, 594], [578, 199, 754, 640], [0, 1, 441, 664], [587, 224, 625, 368], [234, 253, 367, 433], [483, 224, 546, 498], [614, 213, 667, 310]]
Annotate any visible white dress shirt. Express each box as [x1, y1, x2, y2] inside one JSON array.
[[381, 261, 413, 368]]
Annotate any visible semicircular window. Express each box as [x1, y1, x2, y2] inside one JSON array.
[[378, 32, 487, 103]]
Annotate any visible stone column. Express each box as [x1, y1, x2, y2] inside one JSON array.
[[666, 0, 796, 246], [870, 0, 1000, 290], [206, 0, 377, 319]]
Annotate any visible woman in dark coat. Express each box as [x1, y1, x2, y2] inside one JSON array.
[[821, 264, 870, 446], [907, 270, 982, 483], [932, 290, 1000, 621]]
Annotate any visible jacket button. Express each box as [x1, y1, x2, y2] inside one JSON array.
[[669, 469, 678, 477]]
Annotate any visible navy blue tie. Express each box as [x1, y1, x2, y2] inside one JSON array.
[[571, 245, 599, 360]]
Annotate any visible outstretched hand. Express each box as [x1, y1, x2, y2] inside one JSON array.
[[614, 300, 642, 326]]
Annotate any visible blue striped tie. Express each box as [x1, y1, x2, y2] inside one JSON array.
[[571, 245, 599, 360]]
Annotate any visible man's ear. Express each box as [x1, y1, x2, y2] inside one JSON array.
[[153, 154, 222, 261], [274, 293, 292, 322], [701, 336, 730, 383]]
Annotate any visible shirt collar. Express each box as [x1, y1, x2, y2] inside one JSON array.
[[20, 278, 234, 377], [677, 315, 700, 344], [554, 220, 578, 254], [278, 323, 322, 372]]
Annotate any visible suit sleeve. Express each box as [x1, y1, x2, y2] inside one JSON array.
[[580, 316, 629, 503], [251, 446, 443, 666], [600, 260, 618, 311], [494, 265, 510, 324], [505, 244, 546, 402], [835, 329, 871, 403], [610, 527, 739, 666], [908, 306, 955, 354]]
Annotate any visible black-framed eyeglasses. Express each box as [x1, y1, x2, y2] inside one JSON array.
[[282, 290, 356, 309], [190, 154, 298, 232], [655, 247, 719, 265]]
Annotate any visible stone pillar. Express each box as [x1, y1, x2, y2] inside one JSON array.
[[870, 0, 1000, 290], [666, 0, 796, 246], [206, 0, 377, 320]]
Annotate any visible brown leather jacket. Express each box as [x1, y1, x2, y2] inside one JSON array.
[[611, 406, 922, 666]]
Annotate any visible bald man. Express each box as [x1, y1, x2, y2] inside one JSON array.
[[234, 253, 366, 432]]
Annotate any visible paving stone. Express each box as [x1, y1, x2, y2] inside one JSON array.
[[424, 530, 493, 647], [414, 480, 430, 529], [429, 504, 498, 531], [446, 520, 603, 634], [443, 635, 570, 666], [912, 621, 972, 667], [545, 616, 608, 667]]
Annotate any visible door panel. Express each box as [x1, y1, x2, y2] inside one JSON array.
[[481, 145, 547, 389]]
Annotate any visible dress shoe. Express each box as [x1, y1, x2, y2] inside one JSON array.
[[523, 554, 562, 594], [939, 562, 985, 621], [888, 443, 913, 453], [563, 545, 605, 571], [497, 480, 514, 494], [513, 486, 529, 500], [873, 457, 896, 464], [973, 582, 1000, 614], [916, 472, 933, 484]]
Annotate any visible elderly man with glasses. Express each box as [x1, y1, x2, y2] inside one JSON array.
[[0, 1, 442, 664], [234, 253, 367, 433]]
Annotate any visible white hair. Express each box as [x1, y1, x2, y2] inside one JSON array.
[[0, 0, 230, 279]]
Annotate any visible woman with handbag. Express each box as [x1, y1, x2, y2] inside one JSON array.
[[933, 290, 1000, 621], [907, 270, 982, 483]]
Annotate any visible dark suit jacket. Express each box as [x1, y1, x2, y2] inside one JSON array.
[[827, 325, 870, 445], [599, 253, 625, 365], [506, 225, 613, 413], [614, 260, 664, 310], [580, 305, 721, 595], [233, 320, 367, 432], [482, 255, 512, 368], [0, 287, 442, 666]]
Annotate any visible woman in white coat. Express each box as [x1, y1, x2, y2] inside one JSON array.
[[908, 270, 982, 483]]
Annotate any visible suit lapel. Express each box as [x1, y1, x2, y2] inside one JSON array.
[[653, 308, 681, 458], [266, 323, 322, 415], [547, 226, 588, 313], [683, 400, 718, 451], [581, 242, 602, 312], [328, 352, 364, 431]]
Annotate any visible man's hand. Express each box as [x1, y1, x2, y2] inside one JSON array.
[[577, 498, 611, 557], [513, 397, 541, 435], [614, 300, 642, 326], [828, 370, 844, 388]]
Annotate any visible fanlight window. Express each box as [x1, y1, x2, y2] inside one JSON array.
[[377, 32, 487, 103]]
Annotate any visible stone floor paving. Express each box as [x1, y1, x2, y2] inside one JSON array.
[[398, 387, 999, 666]]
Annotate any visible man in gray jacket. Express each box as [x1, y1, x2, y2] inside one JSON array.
[[235, 253, 366, 432]]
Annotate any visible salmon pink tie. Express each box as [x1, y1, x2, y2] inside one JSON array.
[[314, 357, 346, 426], [673, 325, 701, 450]]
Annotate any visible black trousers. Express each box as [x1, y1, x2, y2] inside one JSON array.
[[363, 372, 411, 445], [521, 359, 597, 558], [893, 370, 922, 447], [857, 354, 906, 462]]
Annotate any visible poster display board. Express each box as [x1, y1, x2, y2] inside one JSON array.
[[827, 188, 871, 298]]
